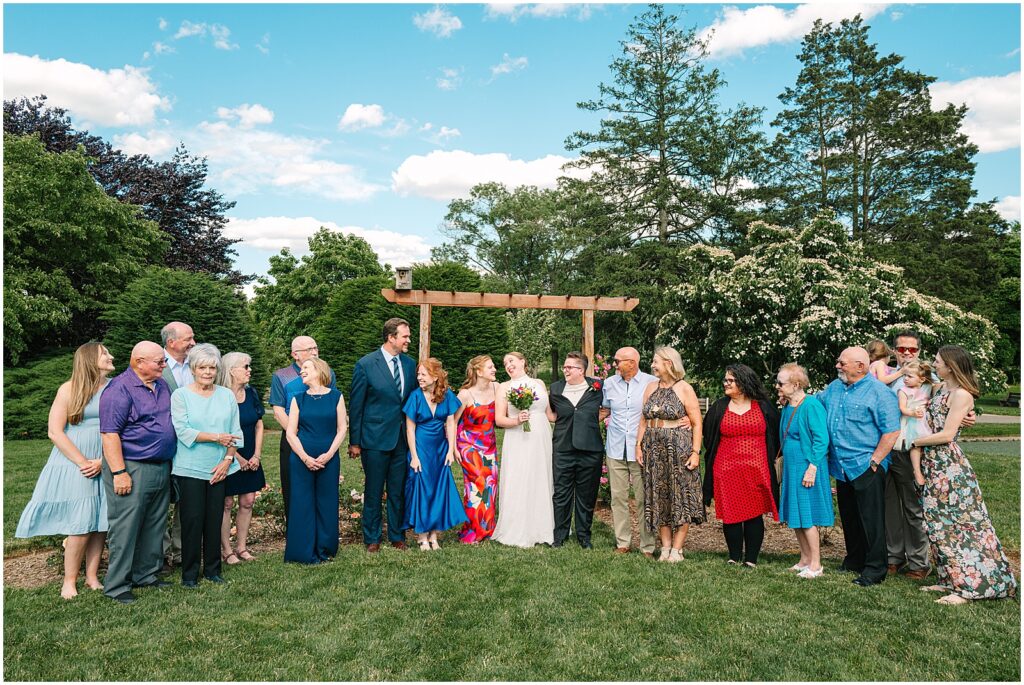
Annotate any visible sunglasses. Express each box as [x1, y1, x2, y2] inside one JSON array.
[[895, 346, 919, 354]]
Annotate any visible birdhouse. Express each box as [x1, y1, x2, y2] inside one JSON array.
[[395, 267, 412, 290]]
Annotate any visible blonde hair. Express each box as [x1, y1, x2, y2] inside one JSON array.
[[653, 346, 685, 382], [866, 339, 892, 364], [303, 357, 333, 387], [503, 351, 532, 377], [461, 355, 493, 390], [419, 358, 450, 404], [68, 342, 108, 425], [778, 362, 810, 389], [217, 352, 251, 388], [901, 360, 934, 387]]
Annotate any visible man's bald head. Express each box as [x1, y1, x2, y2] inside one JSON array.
[[837, 346, 870, 384], [614, 347, 641, 380], [291, 336, 319, 364], [131, 341, 166, 382]]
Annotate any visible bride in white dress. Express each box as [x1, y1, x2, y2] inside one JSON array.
[[492, 352, 554, 547]]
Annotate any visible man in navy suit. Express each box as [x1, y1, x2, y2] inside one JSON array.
[[347, 318, 417, 552]]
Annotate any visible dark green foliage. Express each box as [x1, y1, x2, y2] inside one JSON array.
[[2, 349, 75, 439], [315, 264, 510, 394], [3, 133, 166, 364], [101, 267, 267, 391]]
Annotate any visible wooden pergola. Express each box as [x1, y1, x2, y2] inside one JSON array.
[[380, 288, 639, 375]]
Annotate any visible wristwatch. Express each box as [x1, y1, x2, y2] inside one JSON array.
[[111, 468, 127, 476]]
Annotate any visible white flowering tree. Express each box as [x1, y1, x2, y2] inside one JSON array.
[[660, 214, 1003, 392]]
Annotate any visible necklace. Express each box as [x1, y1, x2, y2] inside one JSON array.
[[307, 388, 329, 400]]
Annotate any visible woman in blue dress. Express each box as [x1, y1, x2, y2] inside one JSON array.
[[775, 363, 833, 579], [284, 357, 347, 564], [403, 357, 469, 550], [217, 352, 266, 564], [16, 342, 115, 599]]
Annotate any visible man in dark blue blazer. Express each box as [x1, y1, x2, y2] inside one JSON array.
[[347, 318, 417, 552]]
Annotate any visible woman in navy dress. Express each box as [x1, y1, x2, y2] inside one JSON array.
[[284, 357, 347, 564], [403, 357, 469, 550], [218, 352, 266, 564]]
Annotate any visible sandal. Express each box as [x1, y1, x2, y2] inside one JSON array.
[[429, 540, 441, 550], [418, 541, 431, 551], [936, 594, 969, 605], [236, 549, 256, 562], [789, 563, 808, 572], [222, 552, 241, 565]]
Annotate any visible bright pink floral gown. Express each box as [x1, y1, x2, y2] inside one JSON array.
[[456, 400, 498, 543]]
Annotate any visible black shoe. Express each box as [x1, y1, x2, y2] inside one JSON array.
[[837, 563, 861, 574], [204, 575, 227, 584], [551, 541, 564, 548], [159, 563, 174, 576], [181, 579, 198, 588], [111, 591, 136, 604], [579, 541, 593, 550], [852, 576, 879, 587], [134, 580, 173, 589]]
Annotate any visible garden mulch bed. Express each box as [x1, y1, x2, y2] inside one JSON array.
[[7, 502, 1018, 590]]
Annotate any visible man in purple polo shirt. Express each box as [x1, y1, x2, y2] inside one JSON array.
[[100, 341, 178, 604]]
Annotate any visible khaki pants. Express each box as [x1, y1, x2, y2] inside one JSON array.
[[606, 456, 655, 553]]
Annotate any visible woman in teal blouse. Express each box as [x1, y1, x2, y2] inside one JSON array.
[[170, 343, 242, 587], [775, 363, 832, 578]]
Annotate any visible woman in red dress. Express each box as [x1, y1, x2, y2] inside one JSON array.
[[453, 355, 499, 543], [702, 363, 780, 567]]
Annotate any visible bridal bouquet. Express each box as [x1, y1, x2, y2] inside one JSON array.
[[507, 385, 539, 432]]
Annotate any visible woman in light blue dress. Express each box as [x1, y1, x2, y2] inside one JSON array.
[[16, 342, 115, 599], [775, 363, 833, 579], [403, 358, 469, 550]]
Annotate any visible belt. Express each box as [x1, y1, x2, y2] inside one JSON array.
[[647, 418, 684, 429]]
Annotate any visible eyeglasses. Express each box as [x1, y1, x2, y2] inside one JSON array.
[[895, 346, 919, 354], [722, 378, 736, 385], [294, 346, 319, 354], [243, 364, 251, 369], [562, 365, 584, 372], [142, 357, 167, 366]]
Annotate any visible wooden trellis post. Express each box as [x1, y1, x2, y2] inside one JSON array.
[[380, 289, 639, 376]]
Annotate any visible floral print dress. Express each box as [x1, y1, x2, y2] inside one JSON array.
[[920, 388, 1017, 599], [455, 400, 498, 543]]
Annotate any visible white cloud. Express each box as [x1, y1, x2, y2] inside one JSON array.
[[931, 72, 1020, 153], [113, 130, 177, 157], [436, 67, 462, 91], [158, 17, 168, 31], [433, 126, 461, 142], [3, 53, 170, 126], [700, 4, 889, 58], [490, 53, 528, 79], [173, 21, 238, 50], [153, 41, 175, 55], [224, 216, 434, 266], [994, 196, 1020, 222], [391, 149, 588, 200], [193, 118, 383, 201], [485, 4, 593, 21], [413, 6, 463, 38], [338, 103, 386, 131], [256, 33, 270, 55], [216, 103, 274, 128], [890, 10, 903, 21]]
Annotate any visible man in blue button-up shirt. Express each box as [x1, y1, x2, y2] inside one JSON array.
[[816, 346, 900, 587], [601, 347, 657, 557]]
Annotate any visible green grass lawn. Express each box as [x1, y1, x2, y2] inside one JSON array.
[[977, 385, 1022, 417], [4, 433, 1020, 680], [962, 423, 1021, 439]]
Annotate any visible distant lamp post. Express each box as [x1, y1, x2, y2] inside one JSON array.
[[395, 267, 412, 291]]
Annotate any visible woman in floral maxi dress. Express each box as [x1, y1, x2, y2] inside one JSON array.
[[911, 345, 1016, 605]]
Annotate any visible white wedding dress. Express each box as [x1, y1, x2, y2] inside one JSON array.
[[492, 376, 554, 547]]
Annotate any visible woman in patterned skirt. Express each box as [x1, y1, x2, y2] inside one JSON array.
[[702, 363, 780, 567], [910, 345, 1017, 605], [636, 346, 706, 563], [454, 355, 499, 543]]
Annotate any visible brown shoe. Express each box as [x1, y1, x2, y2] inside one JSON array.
[[643, 552, 655, 559], [391, 541, 408, 551], [366, 543, 381, 553], [887, 564, 902, 575], [904, 568, 930, 580], [614, 547, 630, 554]]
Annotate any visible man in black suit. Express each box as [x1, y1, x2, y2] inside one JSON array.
[[546, 351, 605, 549], [347, 318, 417, 553]]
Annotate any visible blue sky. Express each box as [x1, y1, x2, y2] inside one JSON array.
[[4, 2, 1020, 290]]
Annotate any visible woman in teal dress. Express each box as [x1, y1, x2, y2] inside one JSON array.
[[16, 342, 115, 599], [911, 346, 1017, 605], [775, 363, 833, 579], [403, 357, 469, 550]]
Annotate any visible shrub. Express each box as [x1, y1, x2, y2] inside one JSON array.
[[3, 349, 75, 439]]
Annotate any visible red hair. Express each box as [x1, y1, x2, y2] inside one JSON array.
[[419, 357, 449, 404]]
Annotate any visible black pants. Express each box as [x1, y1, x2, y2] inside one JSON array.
[[836, 466, 887, 583], [552, 449, 603, 545], [722, 516, 765, 564], [279, 437, 292, 527], [176, 475, 227, 583]]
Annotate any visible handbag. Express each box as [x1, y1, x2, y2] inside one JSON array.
[[775, 400, 802, 481]]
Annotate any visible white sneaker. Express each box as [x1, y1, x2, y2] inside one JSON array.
[[667, 548, 684, 563], [658, 547, 672, 562]]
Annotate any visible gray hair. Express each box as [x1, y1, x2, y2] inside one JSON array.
[[161, 322, 185, 347], [217, 352, 251, 388], [188, 343, 221, 373]]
